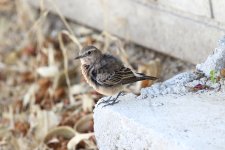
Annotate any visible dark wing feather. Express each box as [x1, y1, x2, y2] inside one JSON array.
[[90, 54, 157, 87], [96, 66, 136, 86]]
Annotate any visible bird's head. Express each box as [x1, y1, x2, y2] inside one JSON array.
[[75, 46, 102, 64]]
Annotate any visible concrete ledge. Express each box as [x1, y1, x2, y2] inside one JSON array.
[[94, 93, 225, 150], [93, 36, 225, 149]]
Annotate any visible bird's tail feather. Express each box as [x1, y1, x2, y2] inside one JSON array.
[[135, 73, 158, 80], [141, 75, 158, 80], [121, 74, 158, 85]]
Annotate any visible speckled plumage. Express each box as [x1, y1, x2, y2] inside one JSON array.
[[75, 46, 157, 96]]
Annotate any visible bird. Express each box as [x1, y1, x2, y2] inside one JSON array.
[[74, 46, 158, 107]]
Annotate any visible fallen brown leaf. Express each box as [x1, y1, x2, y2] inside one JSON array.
[[40, 98, 53, 110], [220, 68, 225, 78], [14, 121, 30, 136], [12, 99, 23, 113], [35, 88, 48, 104], [190, 84, 211, 92], [38, 78, 52, 89], [44, 126, 75, 150], [22, 44, 37, 56], [4, 52, 18, 65], [39, 51, 49, 66], [20, 71, 35, 83], [47, 136, 69, 150], [53, 88, 66, 103], [59, 111, 81, 128], [85, 36, 96, 45]]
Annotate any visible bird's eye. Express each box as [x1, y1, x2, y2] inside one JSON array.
[[87, 51, 91, 55]]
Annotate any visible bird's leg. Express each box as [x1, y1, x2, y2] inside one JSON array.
[[97, 96, 112, 106], [101, 92, 123, 107], [97, 92, 126, 107]]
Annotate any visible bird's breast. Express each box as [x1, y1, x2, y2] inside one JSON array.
[[80, 64, 123, 96], [81, 65, 94, 87]]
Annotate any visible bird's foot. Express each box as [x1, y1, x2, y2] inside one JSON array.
[[102, 98, 120, 107], [97, 92, 124, 107], [97, 96, 113, 106]]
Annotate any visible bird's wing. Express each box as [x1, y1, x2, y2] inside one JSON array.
[[90, 54, 157, 87], [95, 66, 135, 86]]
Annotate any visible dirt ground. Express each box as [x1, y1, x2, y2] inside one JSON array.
[[0, 1, 194, 150]]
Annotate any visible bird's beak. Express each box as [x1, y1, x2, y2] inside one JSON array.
[[74, 55, 85, 59]]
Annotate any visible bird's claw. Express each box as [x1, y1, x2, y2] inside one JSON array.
[[97, 92, 124, 107], [97, 96, 112, 106], [102, 98, 120, 107]]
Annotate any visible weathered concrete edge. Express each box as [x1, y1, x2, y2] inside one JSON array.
[[93, 92, 225, 150], [93, 35, 225, 149], [93, 95, 191, 150], [27, 0, 225, 64]]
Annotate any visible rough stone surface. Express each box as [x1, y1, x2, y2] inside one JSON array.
[[28, 0, 225, 64], [94, 93, 225, 150], [196, 36, 225, 77], [94, 36, 225, 150], [139, 72, 198, 99]]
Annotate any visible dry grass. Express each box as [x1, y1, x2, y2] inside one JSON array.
[[0, 1, 99, 149], [0, 0, 194, 150]]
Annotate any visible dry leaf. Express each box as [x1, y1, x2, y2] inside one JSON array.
[[44, 126, 75, 150], [44, 126, 75, 143], [80, 95, 94, 112], [38, 78, 52, 89], [85, 36, 95, 45], [40, 98, 53, 110], [74, 114, 94, 134], [12, 100, 23, 113], [29, 106, 60, 140], [53, 88, 65, 102], [37, 66, 59, 78], [14, 121, 30, 136], [189, 84, 211, 92], [23, 84, 39, 107], [220, 68, 225, 78], [70, 83, 91, 95], [67, 133, 94, 150], [22, 45, 36, 56], [20, 71, 35, 83], [4, 52, 18, 65]]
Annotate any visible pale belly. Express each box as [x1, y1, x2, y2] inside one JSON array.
[[81, 65, 123, 96]]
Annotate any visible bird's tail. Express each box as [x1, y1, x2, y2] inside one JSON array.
[[135, 73, 158, 80], [121, 73, 158, 85]]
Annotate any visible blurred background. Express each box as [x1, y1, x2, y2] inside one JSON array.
[[0, 0, 224, 149]]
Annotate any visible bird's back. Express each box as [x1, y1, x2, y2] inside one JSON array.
[[94, 54, 123, 72]]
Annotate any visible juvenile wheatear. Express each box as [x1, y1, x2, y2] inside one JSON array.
[[75, 46, 157, 107]]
